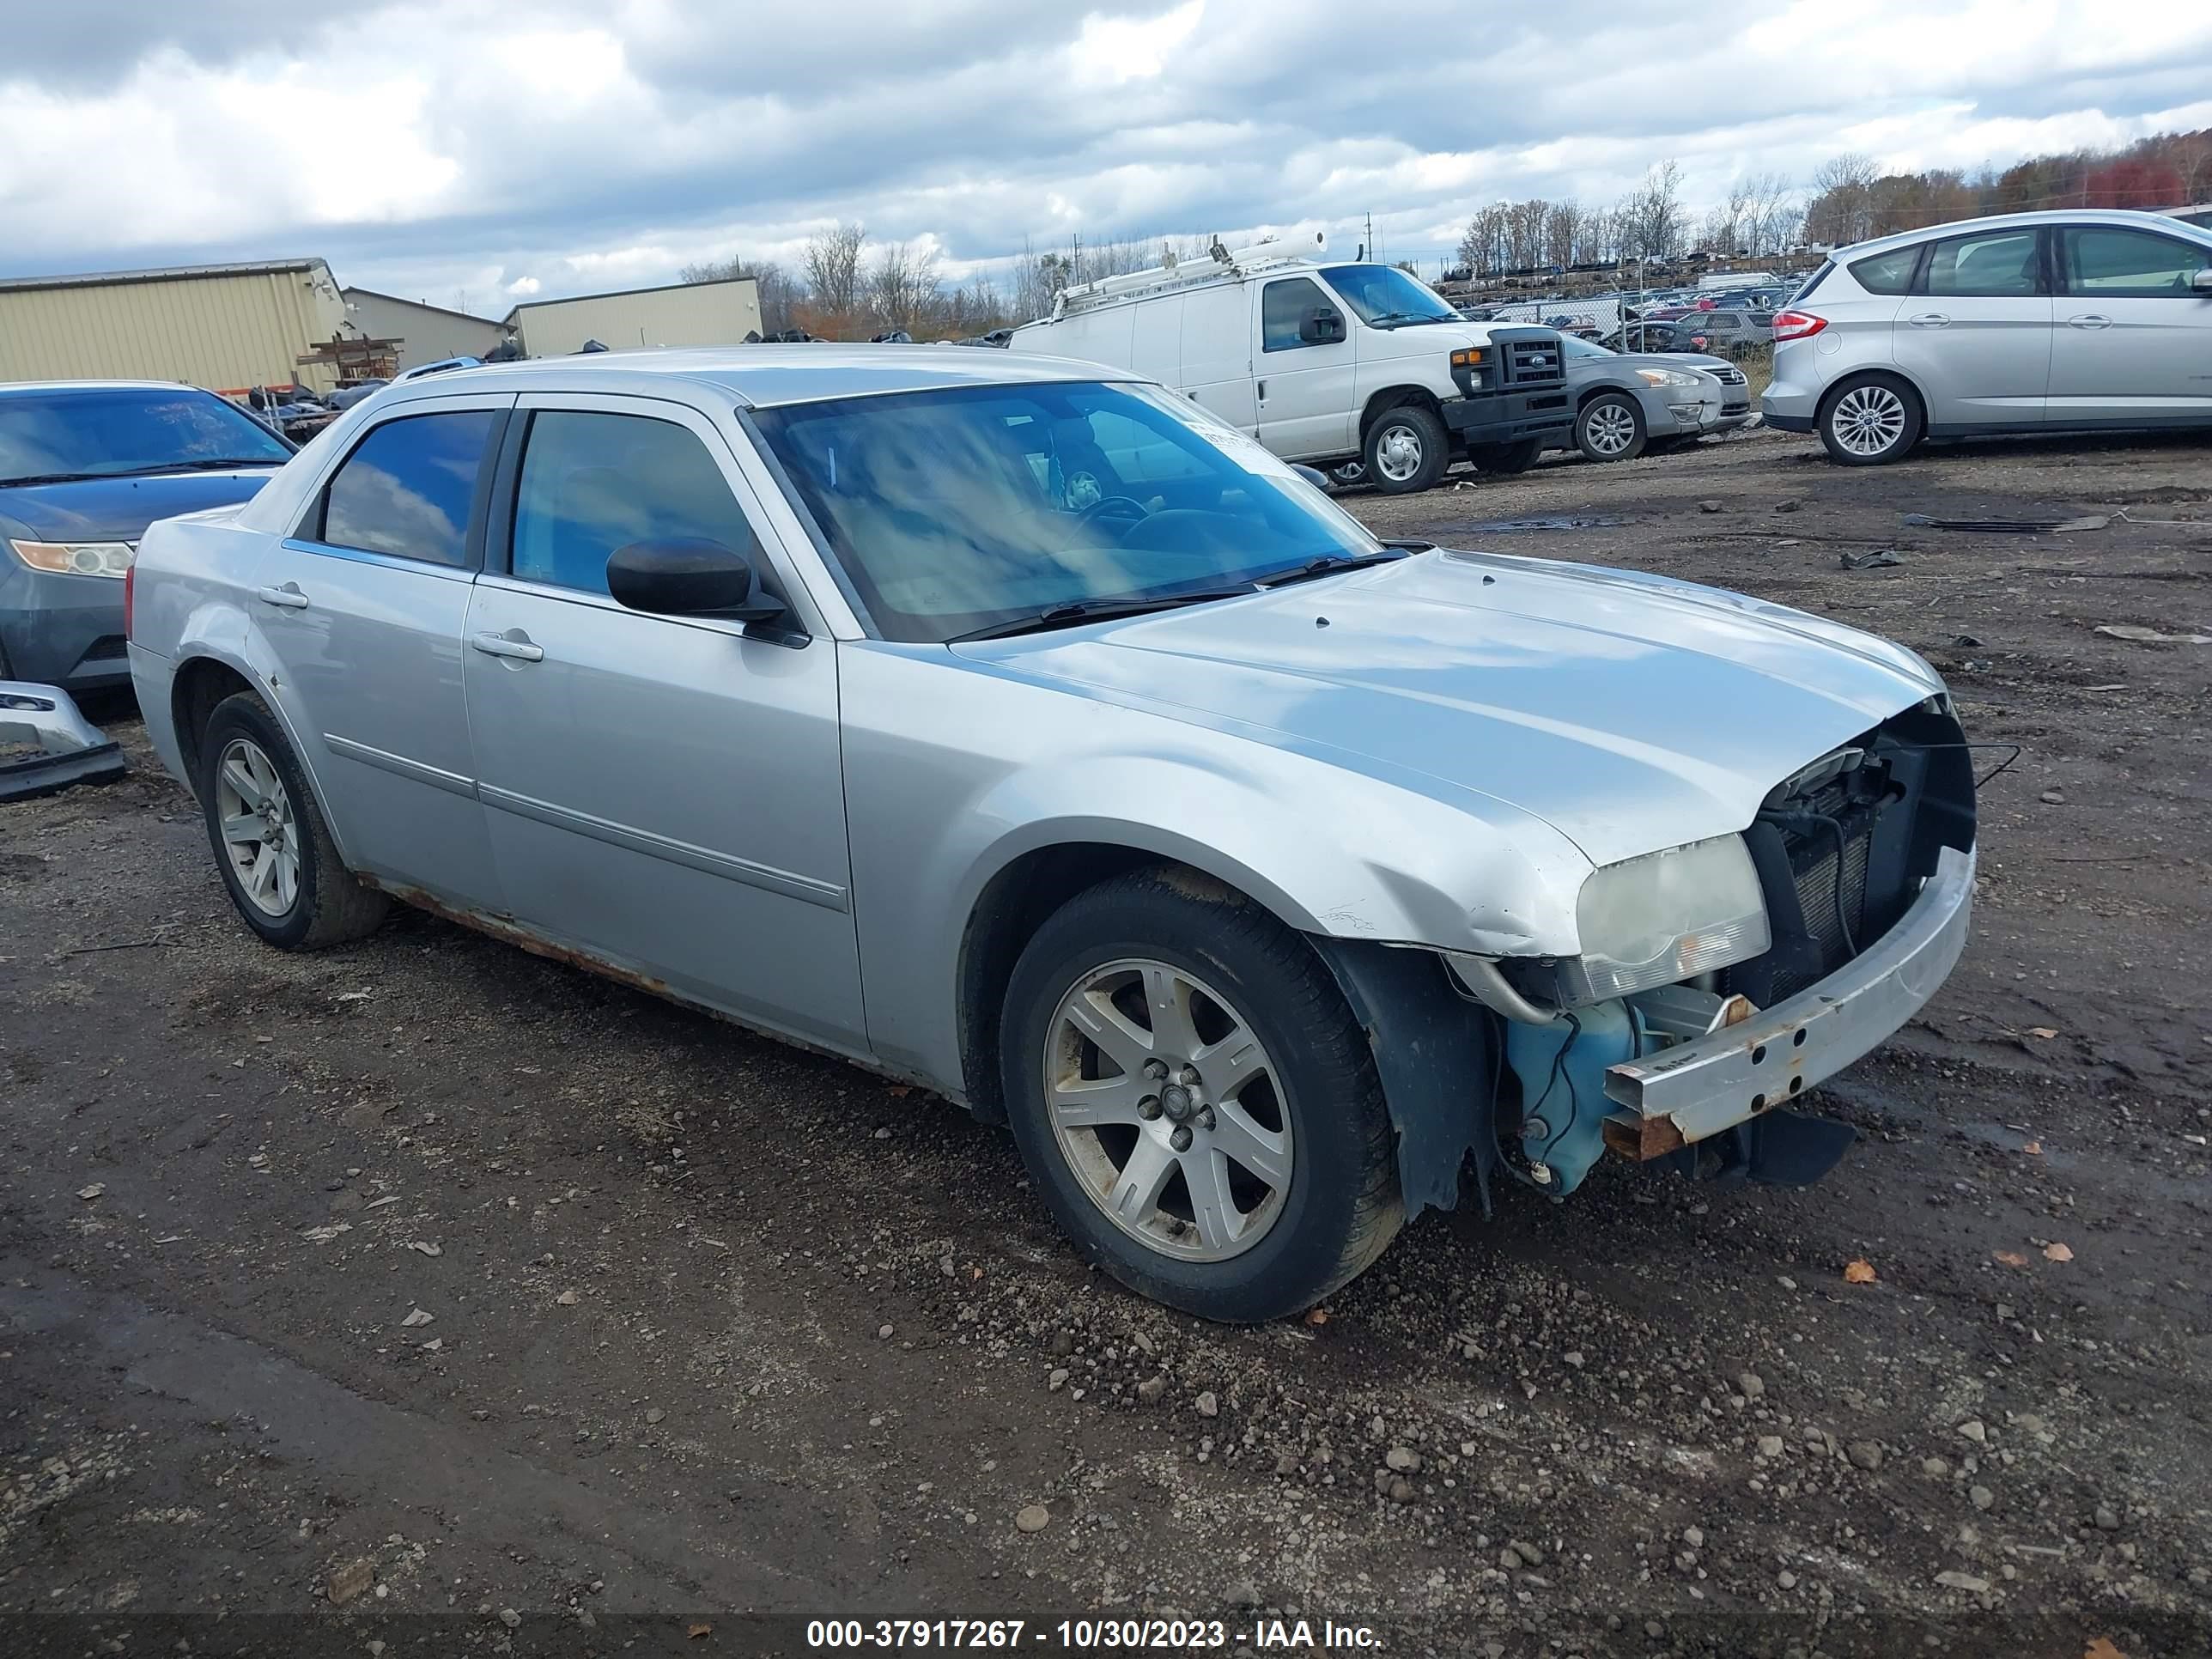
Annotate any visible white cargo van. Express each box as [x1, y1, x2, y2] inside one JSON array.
[[1012, 234, 1573, 493]]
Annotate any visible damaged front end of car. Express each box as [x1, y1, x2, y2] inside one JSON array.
[[1443, 697, 1977, 1198]]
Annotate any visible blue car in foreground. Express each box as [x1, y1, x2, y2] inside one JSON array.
[[0, 381, 294, 692]]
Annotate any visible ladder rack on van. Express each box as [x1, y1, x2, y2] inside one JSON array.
[[1049, 232, 1329, 320]]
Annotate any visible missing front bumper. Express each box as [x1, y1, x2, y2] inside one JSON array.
[[1601, 843, 1975, 1155], [0, 680, 126, 801]]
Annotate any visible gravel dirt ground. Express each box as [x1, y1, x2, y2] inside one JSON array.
[[3, 425, 2209, 1659]]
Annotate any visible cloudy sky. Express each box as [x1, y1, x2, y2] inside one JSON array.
[[2, 0, 2209, 312]]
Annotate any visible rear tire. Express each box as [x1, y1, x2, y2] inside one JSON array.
[[1819, 373, 1923, 465], [197, 692, 388, 951], [1468, 438, 1542, 475], [1361, 404, 1449, 495], [1574, 392, 1648, 463], [1000, 866, 1403, 1322]]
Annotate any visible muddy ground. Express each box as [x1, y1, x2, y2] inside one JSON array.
[[3, 426, 2209, 1659]]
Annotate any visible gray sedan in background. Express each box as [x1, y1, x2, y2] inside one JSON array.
[[1553, 335, 1753, 461], [127, 346, 1975, 1323]]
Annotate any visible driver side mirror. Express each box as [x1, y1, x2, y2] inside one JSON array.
[[606, 538, 787, 624], [1297, 307, 1346, 345], [2195, 267, 2212, 293]]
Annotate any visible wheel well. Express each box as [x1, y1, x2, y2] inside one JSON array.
[[1817, 368, 1924, 423], [1577, 382, 1638, 410], [171, 658, 256, 797], [956, 845, 1240, 1123], [1358, 386, 1443, 445]]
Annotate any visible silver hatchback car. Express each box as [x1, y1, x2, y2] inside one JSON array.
[[1763, 209, 2212, 464], [129, 348, 1977, 1322]]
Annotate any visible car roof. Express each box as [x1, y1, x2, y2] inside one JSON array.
[[375, 344, 1142, 413], [1832, 207, 2212, 262], [0, 379, 206, 398]]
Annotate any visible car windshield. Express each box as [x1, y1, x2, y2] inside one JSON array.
[[1319, 264, 1461, 327], [753, 381, 1384, 644], [0, 387, 293, 485], [1562, 336, 1614, 359]]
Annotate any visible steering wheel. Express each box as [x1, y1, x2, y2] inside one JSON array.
[[1075, 494, 1150, 532]]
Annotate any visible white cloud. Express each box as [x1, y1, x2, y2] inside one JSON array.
[[0, 0, 2204, 301], [505, 276, 542, 296]]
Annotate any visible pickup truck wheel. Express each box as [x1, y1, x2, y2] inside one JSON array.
[[197, 692, 388, 951], [1819, 374, 1923, 465], [1361, 405, 1448, 495], [1574, 392, 1647, 462], [1000, 867, 1403, 1322], [1469, 438, 1543, 474]]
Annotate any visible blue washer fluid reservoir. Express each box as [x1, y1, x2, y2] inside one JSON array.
[[1503, 1000, 1648, 1195]]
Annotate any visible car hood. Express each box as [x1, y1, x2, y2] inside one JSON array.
[[957, 550, 1942, 868], [0, 469, 278, 542], [1597, 351, 1735, 375]]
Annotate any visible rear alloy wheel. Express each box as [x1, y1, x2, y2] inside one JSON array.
[[1361, 404, 1449, 495], [196, 691, 388, 951], [1820, 374, 1923, 465], [1575, 392, 1648, 463], [1468, 438, 1542, 475], [1001, 867, 1402, 1322]]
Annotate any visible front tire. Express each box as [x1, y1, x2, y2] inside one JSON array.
[[197, 692, 388, 950], [1000, 867, 1403, 1322], [1362, 404, 1449, 495], [1575, 392, 1648, 463], [1819, 374, 1923, 465]]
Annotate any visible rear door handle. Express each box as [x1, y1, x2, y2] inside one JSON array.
[[2068, 313, 2112, 330], [471, 629, 544, 663], [255, 582, 310, 609], [1906, 313, 1951, 328]]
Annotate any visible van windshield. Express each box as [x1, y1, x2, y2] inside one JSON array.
[[753, 380, 1383, 644], [1320, 264, 1461, 328]]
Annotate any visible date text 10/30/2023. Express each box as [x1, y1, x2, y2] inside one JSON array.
[[805, 1618, 1383, 1650]]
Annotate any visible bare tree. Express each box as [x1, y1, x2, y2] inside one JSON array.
[[865, 240, 944, 331], [1805, 153, 1880, 246], [1617, 161, 1686, 263], [804, 222, 867, 316], [679, 256, 796, 333], [1741, 171, 1798, 254]]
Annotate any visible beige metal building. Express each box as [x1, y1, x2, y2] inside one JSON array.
[[0, 258, 351, 393], [340, 288, 511, 371], [503, 275, 762, 357]]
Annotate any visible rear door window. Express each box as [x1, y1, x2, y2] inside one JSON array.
[[507, 410, 760, 596], [319, 410, 497, 567], [1920, 229, 2045, 296], [2059, 227, 2211, 296]]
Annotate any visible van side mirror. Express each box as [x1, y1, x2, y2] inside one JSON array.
[[1298, 307, 1346, 344], [607, 538, 787, 624], [2195, 268, 2212, 293]]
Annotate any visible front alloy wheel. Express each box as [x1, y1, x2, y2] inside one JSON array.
[[1576, 392, 1646, 462], [1000, 866, 1403, 1322], [1044, 958, 1291, 1261]]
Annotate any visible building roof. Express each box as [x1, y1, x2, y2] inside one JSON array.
[[0, 258, 331, 295], [341, 286, 505, 326], [371, 343, 1137, 410], [501, 272, 759, 326]]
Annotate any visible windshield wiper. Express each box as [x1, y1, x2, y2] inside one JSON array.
[[0, 459, 281, 488], [951, 587, 1258, 642], [1259, 549, 1408, 587], [0, 472, 107, 488], [1365, 311, 1453, 328]]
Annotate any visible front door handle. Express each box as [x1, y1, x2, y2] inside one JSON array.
[[256, 582, 309, 609], [1906, 312, 1951, 328], [2067, 313, 2113, 330], [471, 629, 544, 663]]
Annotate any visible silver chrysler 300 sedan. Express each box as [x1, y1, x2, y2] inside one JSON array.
[[127, 347, 1978, 1322]]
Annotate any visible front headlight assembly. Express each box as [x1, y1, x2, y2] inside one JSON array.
[[9, 538, 136, 578], [1634, 368, 1705, 388], [1555, 833, 1770, 1005]]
